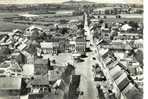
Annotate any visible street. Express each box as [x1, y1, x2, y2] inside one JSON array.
[[74, 12, 98, 99], [75, 52, 98, 99]]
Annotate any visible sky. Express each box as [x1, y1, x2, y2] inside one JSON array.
[[0, 0, 143, 4]]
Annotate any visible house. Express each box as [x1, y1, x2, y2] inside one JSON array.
[[28, 76, 50, 94], [48, 66, 65, 83], [68, 75, 81, 99], [114, 33, 142, 40], [12, 29, 23, 36], [40, 42, 57, 55], [100, 42, 132, 51], [0, 61, 22, 77], [34, 59, 49, 76], [131, 39, 143, 49], [0, 77, 25, 95], [69, 41, 76, 53], [53, 79, 65, 90], [11, 52, 27, 65], [100, 28, 111, 42], [115, 72, 130, 91], [122, 83, 143, 99], [75, 36, 86, 53], [127, 62, 141, 76], [121, 24, 132, 31], [22, 51, 35, 64], [17, 43, 27, 51]]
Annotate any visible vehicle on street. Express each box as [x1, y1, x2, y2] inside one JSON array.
[[92, 57, 96, 60]]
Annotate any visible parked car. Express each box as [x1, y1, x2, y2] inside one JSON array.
[[94, 71, 106, 81], [75, 57, 84, 63], [92, 57, 96, 60], [94, 76, 106, 81]]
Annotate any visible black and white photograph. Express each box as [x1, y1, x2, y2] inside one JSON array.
[[0, 0, 144, 99]]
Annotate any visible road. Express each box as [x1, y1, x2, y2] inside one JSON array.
[[73, 12, 98, 99], [75, 12, 120, 99], [75, 52, 98, 99], [84, 13, 122, 99]]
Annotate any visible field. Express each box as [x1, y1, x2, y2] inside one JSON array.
[[0, 21, 29, 32], [103, 18, 143, 23], [0, 12, 19, 18], [0, 11, 83, 32], [0, 12, 143, 32]]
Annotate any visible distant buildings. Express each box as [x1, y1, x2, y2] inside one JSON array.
[[63, 0, 95, 7], [93, 6, 143, 15], [93, 7, 118, 15]]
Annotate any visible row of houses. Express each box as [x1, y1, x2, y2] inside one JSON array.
[[101, 50, 143, 99], [39, 36, 87, 55]]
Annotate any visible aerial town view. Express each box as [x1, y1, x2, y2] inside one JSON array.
[[0, 0, 143, 99]]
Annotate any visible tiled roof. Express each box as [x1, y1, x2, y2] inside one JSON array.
[[115, 72, 127, 85], [118, 77, 130, 91]]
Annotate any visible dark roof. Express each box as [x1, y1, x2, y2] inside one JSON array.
[[30, 76, 49, 86], [118, 77, 130, 91], [125, 87, 143, 99], [0, 77, 22, 90], [69, 75, 81, 90], [0, 47, 11, 56], [76, 36, 86, 42]]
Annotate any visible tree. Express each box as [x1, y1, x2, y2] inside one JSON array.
[[59, 28, 69, 35], [31, 30, 39, 40], [77, 23, 84, 29], [39, 32, 47, 41], [134, 50, 143, 66], [99, 20, 104, 24], [128, 21, 139, 30]]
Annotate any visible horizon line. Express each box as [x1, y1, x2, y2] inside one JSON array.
[[0, 0, 143, 5]]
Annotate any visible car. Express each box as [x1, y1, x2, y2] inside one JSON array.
[[75, 57, 84, 63], [94, 71, 106, 81], [90, 44, 93, 46], [92, 57, 96, 60], [80, 53, 87, 58], [79, 91, 84, 95], [94, 76, 106, 81]]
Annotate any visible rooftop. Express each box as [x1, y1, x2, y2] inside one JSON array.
[[29, 75, 49, 86], [0, 77, 22, 90]]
